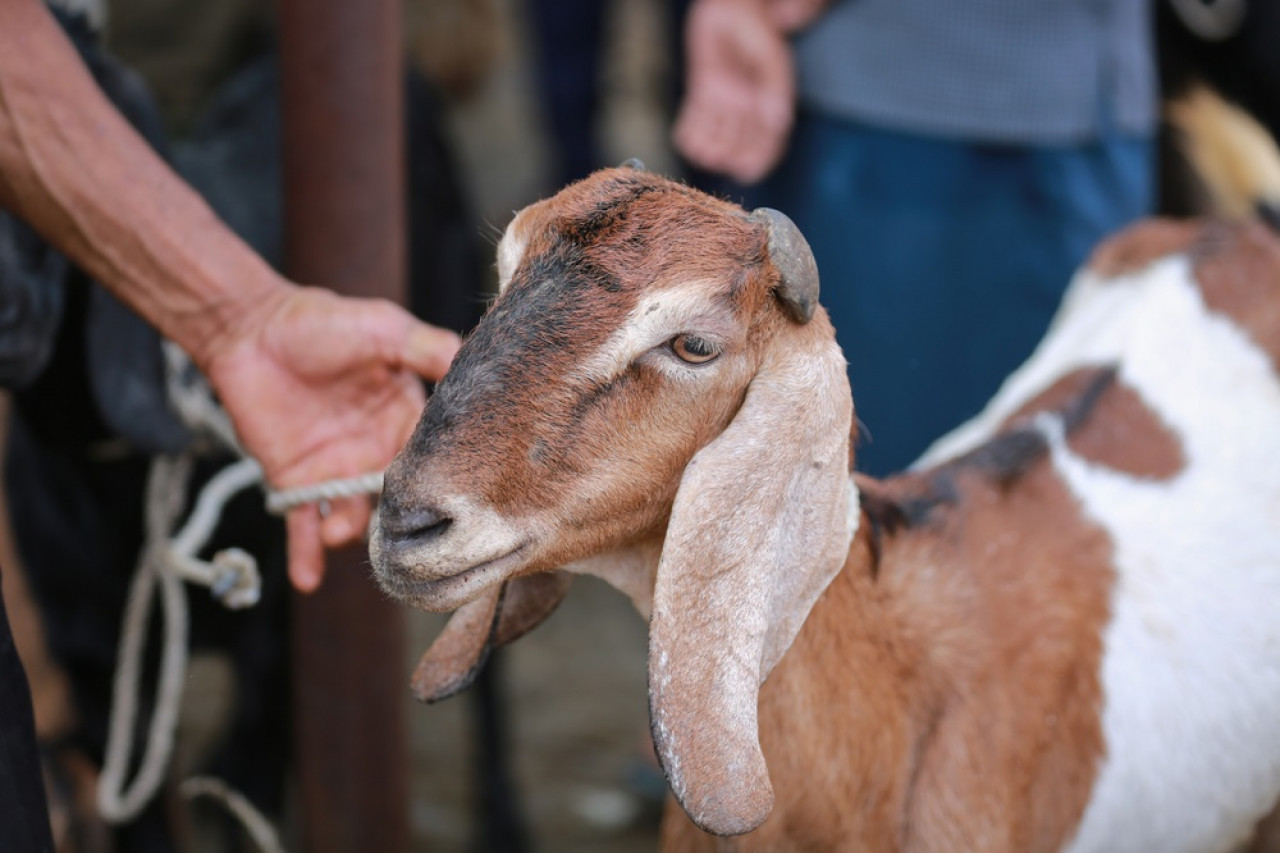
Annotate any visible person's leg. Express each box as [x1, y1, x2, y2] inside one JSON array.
[[526, 0, 609, 187], [760, 112, 1152, 475], [0, 566, 56, 853]]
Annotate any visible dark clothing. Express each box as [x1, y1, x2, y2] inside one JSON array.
[[0, 567, 55, 853], [0, 15, 487, 852]]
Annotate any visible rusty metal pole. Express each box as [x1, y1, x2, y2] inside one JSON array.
[[276, 2, 409, 851]]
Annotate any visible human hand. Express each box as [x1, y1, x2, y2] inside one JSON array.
[[765, 0, 828, 33], [673, 0, 796, 184], [200, 285, 461, 593]]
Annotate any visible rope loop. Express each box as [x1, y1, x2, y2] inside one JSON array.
[[98, 344, 387, 847]]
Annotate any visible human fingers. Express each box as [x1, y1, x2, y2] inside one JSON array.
[[730, 82, 793, 182], [287, 506, 325, 593], [675, 74, 753, 176], [767, 0, 827, 32], [345, 298, 460, 384], [320, 494, 372, 549], [404, 324, 461, 383], [673, 111, 712, 169], [704, 95, 748, 175]]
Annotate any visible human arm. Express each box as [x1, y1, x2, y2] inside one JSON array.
[[0, 0, 460, 591], [673, 0, 831, 183]]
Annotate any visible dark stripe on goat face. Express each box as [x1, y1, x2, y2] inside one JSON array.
[[569, 370, 635, 424], [394, 168, 780, 517], [560, 183, 667, 256], [407, 243, 639, 466]]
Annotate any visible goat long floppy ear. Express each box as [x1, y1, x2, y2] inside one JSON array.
[[648, 307, 854, 836]]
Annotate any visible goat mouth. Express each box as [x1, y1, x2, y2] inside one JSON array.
[[377, 544, 529, 612]]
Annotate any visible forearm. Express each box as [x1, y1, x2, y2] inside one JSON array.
[[0, 0, 288, 368]]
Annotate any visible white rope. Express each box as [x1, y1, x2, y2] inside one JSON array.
[[161, 342, 243, 455], [99, 341, 390, 843], [163, 340, 385, 518], [166, 458, 265, 609], [264, 471, 384, 515], [181, 776, 287, 853], [99, 453, 272, 825], [98, 455, 195, 823], [100, 344, 374, 849]]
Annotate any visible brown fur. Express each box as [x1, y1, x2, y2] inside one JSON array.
[[392, 171, 779, 579], [1007, 368, 1185, 480], [379, 171, 1248, 850], [894, 457, 1112, 853], [1089, 218, 1280, 373], [1087, 218, 1201, 278], [1192, 220, 1280, 372], [1246, 799, 1280, 853], [657, 220, 1280, 848], [410, 585, 501, 702], [662, 444, 1114, 851]]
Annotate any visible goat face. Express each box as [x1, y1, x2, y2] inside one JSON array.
[[373, 169, 826, 611], [371, 168, 855, 837]]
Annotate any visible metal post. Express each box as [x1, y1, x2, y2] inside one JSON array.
[[276, 2, 409, 851]]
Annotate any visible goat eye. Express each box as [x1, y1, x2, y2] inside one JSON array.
[[671, 334, 720, 364]]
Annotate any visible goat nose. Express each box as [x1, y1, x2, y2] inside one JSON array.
[[378, 501, 452, 548]]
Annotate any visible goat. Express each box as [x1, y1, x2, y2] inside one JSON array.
[[369, 161, 1280, 850]]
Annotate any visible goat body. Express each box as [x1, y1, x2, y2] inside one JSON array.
[[371, 167, 1280, 852], [674, 218, 1280, 852]]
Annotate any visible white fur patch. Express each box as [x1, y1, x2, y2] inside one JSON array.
[[573, 279, 739, 384], [562, 542, 663, 620], [846, 475, 862, 554], [372, 493, 526, 588], [495, 216, 529, 294], [927, 259, 1280, 852]]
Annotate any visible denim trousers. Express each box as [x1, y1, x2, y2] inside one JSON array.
[[757, 111, 1154, 475]]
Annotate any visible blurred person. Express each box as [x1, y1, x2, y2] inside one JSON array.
[[675, 0, 1156, 474], [526, 0, 612, 188], [0, 0, 461, 849]]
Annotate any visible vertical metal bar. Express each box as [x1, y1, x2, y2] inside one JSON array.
[[276, 2, 409, 851]]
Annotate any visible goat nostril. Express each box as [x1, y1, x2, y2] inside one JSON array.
[[381, 505, 452, 546]]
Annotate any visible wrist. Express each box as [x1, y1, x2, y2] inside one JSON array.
[[181, 265, 294, 375]]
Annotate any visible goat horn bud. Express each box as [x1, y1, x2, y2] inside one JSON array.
[[751, 207, 819, 324]]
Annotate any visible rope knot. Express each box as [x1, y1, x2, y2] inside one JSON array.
[[209, 548, 262, 609]]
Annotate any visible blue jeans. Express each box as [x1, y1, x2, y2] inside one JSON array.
[[757, 112, 1154, 475]]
